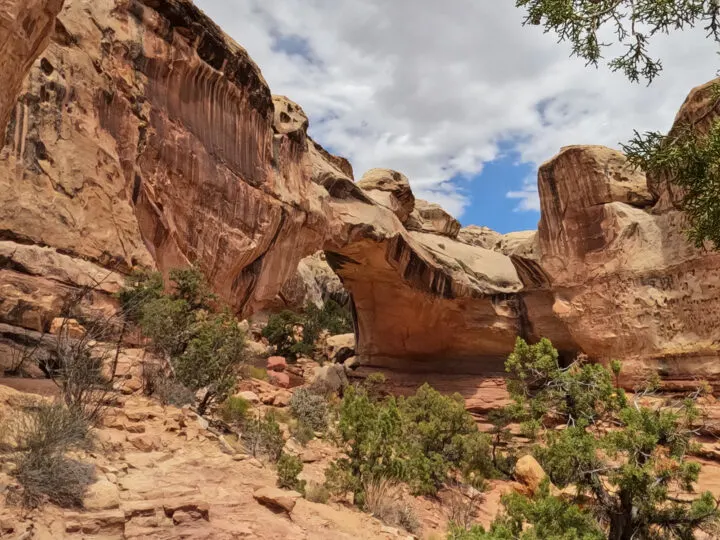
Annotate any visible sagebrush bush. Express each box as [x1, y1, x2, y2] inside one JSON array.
[[219, 396, 250, 425], [277, 452, 306, 493], [8, 403, 95, 509], [13, 453, 95, 508], [290, 420, 315, 446], [154, 378, 195, 407], [290, 387, 328, 432], [305, 482, 330, 503], [242, 412, 284, 462], [363, 477, 421, 533]]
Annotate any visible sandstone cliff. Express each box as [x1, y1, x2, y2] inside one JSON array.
[[1, 0, 719, 385]]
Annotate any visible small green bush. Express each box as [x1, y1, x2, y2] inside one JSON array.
[[262, 300, 353, 362], [331, 383, 494, 502], [174, 311, 246, 414], [290, 420, 315, 446], [245, 365, 269, 381], [219, 396, 250, 425], [289, 387, 328, 432], [242, 412, 284, 462], [277, 452, 306, 493]]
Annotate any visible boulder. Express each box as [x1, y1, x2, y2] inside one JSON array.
[[268, 371, 290, 389], [324, 333, 356, 364], [235, 391, 261, 405], [266, 356, 287, 372], [49, 318, 86, 339], [406, 199, 461, 238], [513, 455, 548, 495], [84, 479, 120, 511], [311, 364, 349, 394], [253, 487, 301, 514], [357, 169, 415, 223]]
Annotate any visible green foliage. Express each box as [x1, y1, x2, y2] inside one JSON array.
[[364, 372, 387, 399], [515, 0, 720, 84], [290, 387, 329, 432], [290, 420, 315, 446], [116, 269, 163, 321], [277, 452, 306, 493], [448, 482, 604, 540], [496, 337, 720, 539], [505, 338, 626, 433], [512, 1, 720, 251], [331, 383, 494, 501], [262, 310, 306, 361], [242, 412, 284, 462], [219, 396, 250, 425], [174, 311, 246, 414], [139, 296, 194, 358], [262, 300, 353, 362], [245, 365, 269, 381], [168, 267, 216, 310], [120, 268, 246, 413], [623, 120, 720, 248]]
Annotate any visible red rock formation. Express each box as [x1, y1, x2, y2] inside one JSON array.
[[1, 0, 719, 387], [0, 0, 330, 329], [0, 0, 64, 131]]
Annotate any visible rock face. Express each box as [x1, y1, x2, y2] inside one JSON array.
[[1, 0, 719, 385], [0, 0, 65, 131], [537, 142, 720, 385], [0, 0, 332, 330]]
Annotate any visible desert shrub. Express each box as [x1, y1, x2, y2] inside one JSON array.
[[485, 337, 720, 540], [447, 482, 604, 540], [277, 452, 306, 493], [47, 319, 112, 425], [364, 372, 386, 399], [168, 267, 216, 310], [305, 482, 330, 503], [290, 420, 315, 446], [116, 269, 163, 321], [174, 311, 246, 414], [12, 402, 89, 456], [219, 396, 250, 425], [330, 383, 494, 502], [7, 402, 95, 509], [445, 486, 482, 532], [13, 453, 96, 509], [242, 412, 284, 462], [154, 378, 195, 407], [244, 365, 269, 381], [263, 300, 353, 362], [139, 296, 194, 358], [121, 269, 247, 414], [262, 310, 305, 361], [289, 387, 328, 432], [364, 477, 421, 533]]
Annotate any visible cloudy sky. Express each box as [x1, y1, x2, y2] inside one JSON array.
[[195, 0, 718, 232]]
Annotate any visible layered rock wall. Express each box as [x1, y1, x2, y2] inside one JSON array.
[[0, 0, 331, 329], [1, 0, 719, 385]]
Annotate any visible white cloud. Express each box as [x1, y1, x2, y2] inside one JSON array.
[[507, 177, 541, 212], [195, 0, 718, 220]]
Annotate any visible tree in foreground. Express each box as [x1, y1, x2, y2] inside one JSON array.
[[515, 0, 720, 249], [118, 267, 246, 414], [515, 0, 720, 84], [479, 338, 720, 540]]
